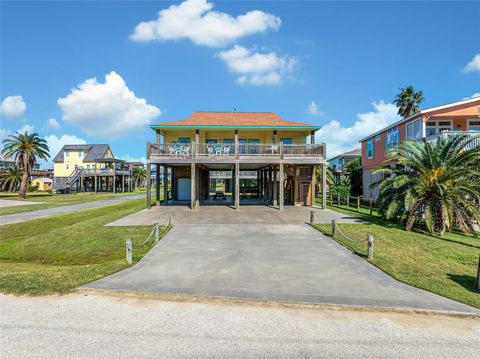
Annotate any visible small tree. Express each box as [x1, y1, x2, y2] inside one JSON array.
[[132, 166, 147, 189], [345, 157, 362, 196], [1, 132, 50, 198], [0, 166, 22, 192], [393, 86, 425, 118]]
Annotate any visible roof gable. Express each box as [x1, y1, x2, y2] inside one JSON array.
[[53, 144, 113, 162]]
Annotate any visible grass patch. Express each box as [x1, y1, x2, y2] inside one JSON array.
[[0, 198, 167, 295], [312, 207, 480, 309], [0, 190, 146, 216]]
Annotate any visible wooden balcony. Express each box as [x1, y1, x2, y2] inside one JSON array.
[[148, 142, 326, 164]]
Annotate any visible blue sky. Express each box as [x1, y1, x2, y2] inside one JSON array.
[[1, 0, 479, 167]]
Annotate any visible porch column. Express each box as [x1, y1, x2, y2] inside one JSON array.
[[273, 166, 278, 207], [322, 163, 327, 210], [146, 163, 151, 209], [163, 165, 168, 205], [80, 176, 83, 192], [268, 167, 272, 204], [156, 130, 161, 145], [273, 130, 278, 144], [191, 163, 196, 210], [235, 162, 240, 211], [310, 130, 315, 145], [195, 129, 200, 144], [155, 164, 161, 206], [234, 130, 239, 159], [122, 175, 125, 193], [112, 174, 116, 194], [94, 175, 97, 193], [310, 166, 316, 207], [279, 163, 284, 210]]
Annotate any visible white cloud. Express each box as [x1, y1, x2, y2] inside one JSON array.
[[119, 154, 146, 164], [471, 92, 480, 98], [463, 54, 480, 73], [57, 71, 161, 138], [216, 45, 296, 86], [0, 95, 26, 119], [17, 124, 34, 134], [307, 101, 324, 116], [46, 118, 61, 129], [316, 101, 401, 159], [131, 0, 281, 47], [0, 128, 11, 145], [43, 134, 87, 167]]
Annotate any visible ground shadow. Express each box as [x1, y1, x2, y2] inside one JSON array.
[[447, 274, 480, 294]]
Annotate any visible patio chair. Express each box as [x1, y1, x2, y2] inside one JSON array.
[[207, 146, 214, 156], [223, 145, 231, 155]]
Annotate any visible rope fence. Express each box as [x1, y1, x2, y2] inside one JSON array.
[[310, 211, 374, 259], [328, 193, 377, 216], [125, 210, 174, 265]]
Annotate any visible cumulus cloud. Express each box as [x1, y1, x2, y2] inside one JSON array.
[[17, 124, 35, 134], [0, 128, 11, 145], [216, 45, 296, 86], [471, 92, 480, 98], [0, 95, 26, 119], [316, 101, 401, 159], [463, 54, 480, 73], [43, 134, 87, 166], [307, 101, 324, 116], [46, 118, 61, 129], [131, 0, 281, 47], [57, 71, 161, 137]]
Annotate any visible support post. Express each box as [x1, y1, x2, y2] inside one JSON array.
[[146, 164, 151, 209], [191, 163, 196, 210], [475, 255, 480, 291], [367, 234, 374, 259], [235, 162, 240, 211], [369, 198, 373, 215], [155, 164, 160, 206], [273, 166, 278, 207], [310, 165, 316, 207], [113, 175, 116, 194], [94, 175, 97, 193], [163, 166, 168, 205], [332, 219, 336, 237], [310, 210, 315, 225], [322, 164, 327, 210], [126, 238, 132, 265], [279, 163, 284, 210], [357, 196, 360, 211], [234, 130, 239, 159]]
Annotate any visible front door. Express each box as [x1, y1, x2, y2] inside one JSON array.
[[301, 183, 310, 206], [177, 178, 191, 201]]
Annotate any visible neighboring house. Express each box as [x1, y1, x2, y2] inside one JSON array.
[[146, 111, 327, 209], [33, 177, 53, 192], [328, 148, 361, 180], [53, 144, 132, 193], [0, 156, 52, 181], [360, 96, 480, 200], [0, 157, 40, 171]]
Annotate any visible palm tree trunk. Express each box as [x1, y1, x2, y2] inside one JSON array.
[[18, 157, 29, 198]]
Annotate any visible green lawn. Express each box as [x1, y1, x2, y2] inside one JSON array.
[[0, 189, 149, 216], [0, 198, 167, 295], [312, 202, 480, 309]]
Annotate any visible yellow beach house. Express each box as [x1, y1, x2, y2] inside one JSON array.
[[146, 111, 328, 210], [53, 144, 132, 193]]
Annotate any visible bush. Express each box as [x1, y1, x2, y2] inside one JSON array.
[[27, 185, 39, 192]]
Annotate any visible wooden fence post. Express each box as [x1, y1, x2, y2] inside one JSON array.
[[332, 220, 336, 237], [310, 210, 315, 225], [367, 234, 374, 259], [476, 255, 480, 291], [126, 238, 132, 265], [154, 223, 159, 242], [330, 192, 333, 205]]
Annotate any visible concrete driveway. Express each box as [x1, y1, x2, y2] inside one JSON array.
[[87, 223, 477, 313]]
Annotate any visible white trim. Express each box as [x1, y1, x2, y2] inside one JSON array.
[[405, 119, 423, 141], [359, 97, 480, 142]]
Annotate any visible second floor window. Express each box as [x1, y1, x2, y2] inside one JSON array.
[[386, 127, 399, 151], [426, 120, 452, 136], [78, 150, 83, 158], [406, 120, 422, 140], [366, 139, 374, 159], [280, 138, 292, 144], [65, 150, 69, 158], [178, 137, 191, 144]]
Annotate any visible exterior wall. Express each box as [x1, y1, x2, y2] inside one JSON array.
[[54, 149, 86, 177], [162, 128, 309, 144], [33, 179, 53, 191]]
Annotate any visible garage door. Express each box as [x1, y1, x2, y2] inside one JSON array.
[[177, 178, 191, 201]]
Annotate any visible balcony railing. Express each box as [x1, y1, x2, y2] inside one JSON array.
[[426, 131, 480, 150], [149, 142, 325, 160]]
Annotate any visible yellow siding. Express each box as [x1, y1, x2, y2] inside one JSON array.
[[53, 146, 116, 177], [162, 129, 309, 144]]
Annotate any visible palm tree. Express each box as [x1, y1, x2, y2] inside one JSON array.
[[1, 132, 49, 198], [132, 166, 147, 189], [393, 86, 425, 118], [0, 166, 22, 192], [315, 165, 335, 192], [373, 135, 480, 236]]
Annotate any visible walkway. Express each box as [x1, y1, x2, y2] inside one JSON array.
[[107, 205, 365, 226], [87, 223, 477, 313], [0, 194, 144, 226]]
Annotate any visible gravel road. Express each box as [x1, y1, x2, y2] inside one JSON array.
[[1, 292, 479, 358]]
